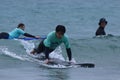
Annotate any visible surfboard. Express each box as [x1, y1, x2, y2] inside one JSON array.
[[16, 35, 46, 41], [28, 53, 95, 69], [43, 58, 95, 68], [17, 37, 46, 40], [27, 53, 70, 68]]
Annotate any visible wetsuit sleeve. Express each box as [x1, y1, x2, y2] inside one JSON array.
[[66, 48, 72, 61], [44, 47, 51, 59], [44, 46, 54, 59], [24, 33, 36, 38], [43, 33, 53, 59], [63, 35, 72, 61]]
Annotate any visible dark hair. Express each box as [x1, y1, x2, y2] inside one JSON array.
[[17, 23, 25, 28], [55, 25, 66, 34], [98, 18, 108, 25]]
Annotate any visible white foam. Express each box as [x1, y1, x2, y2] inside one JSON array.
[[19, 40, 35, 53], [19, 40, 65, 61], [1, 47, 25, 61]]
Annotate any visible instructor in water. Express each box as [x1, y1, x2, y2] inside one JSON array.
[[95, 18, 108, 36], [31, 25, 73, 64], [0, 23, 39, 39]]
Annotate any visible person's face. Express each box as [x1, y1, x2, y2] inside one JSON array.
[[100, 22, 107, 28], [56, 32, 64, 39], [20, 26, 25, 30]]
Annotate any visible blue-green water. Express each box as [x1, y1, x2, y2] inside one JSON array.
[[1, 0, 120, 80]]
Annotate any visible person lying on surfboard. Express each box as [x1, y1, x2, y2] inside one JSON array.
[[0, 23, 39, 39], [31, 25, 73, 64], [95, 18, 108, 36]]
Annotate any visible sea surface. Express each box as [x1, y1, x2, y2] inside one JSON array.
[[0, 0, 120, 80]]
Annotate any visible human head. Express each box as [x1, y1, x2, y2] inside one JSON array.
[[98, 18, 108, 28], [17, 23, 25, 30], [55, 25, 66, 39]]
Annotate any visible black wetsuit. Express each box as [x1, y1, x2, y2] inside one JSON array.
[[0, 32, 9, 39], [34, 40, 54, 59], [95, 27, 106, 36]]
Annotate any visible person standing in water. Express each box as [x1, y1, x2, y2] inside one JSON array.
[[0, 23, 39, 39], [95, 18, 108, 36], [31, 25, 73, 64]]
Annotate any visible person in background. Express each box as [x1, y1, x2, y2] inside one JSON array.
[[31, 25, 73, 64], [95, 18, 108, 36], [0, 23, 39, 39]]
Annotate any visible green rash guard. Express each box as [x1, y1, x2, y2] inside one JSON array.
[[9, 28, 25, 39], [43, 31, 70, 49]]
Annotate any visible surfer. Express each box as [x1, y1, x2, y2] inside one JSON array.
[[0, 23, 39, 39], [31, 25, 73, 64], [95, 18, 108, 36]]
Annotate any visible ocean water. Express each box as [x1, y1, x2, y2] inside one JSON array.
[[0, 0, 120, 80]]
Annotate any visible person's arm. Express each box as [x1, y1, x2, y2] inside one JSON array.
[[43, 33, 52, 63], [43, 32, 56, 63], [44, 46, 54, 64], [95, 28, 100, 36], [17, 28, 37, 38], [24, 33, 36, 38], [63, 35, 72, 61], [44, 47, 53, 60], [66, 48, 72, 61]]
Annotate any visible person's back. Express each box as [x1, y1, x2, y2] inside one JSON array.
[[95, 18, 108, 36], [44, 31, 70, 49], [9, 28, 25, 39]]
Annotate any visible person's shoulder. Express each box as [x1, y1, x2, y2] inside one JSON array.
[[17, 28, 24, 32], [15, 28, 25, 34], [49, 31, 55, 34], [48, 31, 55, 36], [17, 28, 22, 30], [11, 28, 19, 32], [15, 28, 21, 31], [46, 31, 55, 39], [13, 28, 18, 30]]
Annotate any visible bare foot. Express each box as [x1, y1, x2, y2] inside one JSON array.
[[44, 59, 49, 64], [44, 59, 54, 64], [30, 50, 36, 54]]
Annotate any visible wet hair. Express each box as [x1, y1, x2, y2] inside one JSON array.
[[98, 18, 108, 25], [17, 23, 25, 28], [55, 25, 66, 34]]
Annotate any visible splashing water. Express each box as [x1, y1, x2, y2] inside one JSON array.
[[19, 40, 66, 61], [0, 46, 25, 61]]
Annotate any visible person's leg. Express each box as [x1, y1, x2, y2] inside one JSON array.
[[0, 32, 9, 39], [31, 40, 45, 54], [44, 47, 54, 59]]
